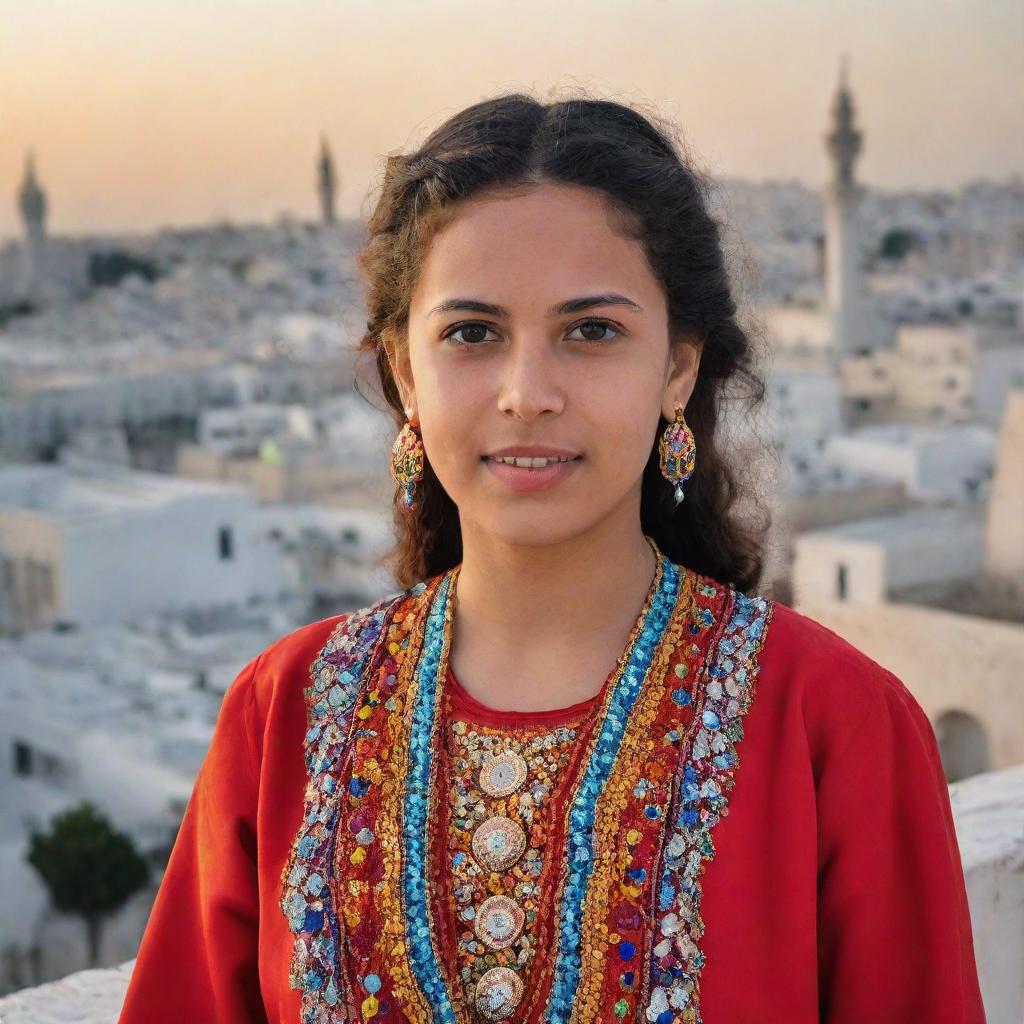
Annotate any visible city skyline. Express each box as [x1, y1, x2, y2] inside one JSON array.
[[1, 0, 1022, 240]]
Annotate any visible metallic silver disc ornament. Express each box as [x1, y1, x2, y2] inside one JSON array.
[[474, 893, 526, 950], [471, 815, 527, 872], [474, 966, 525, 1020], [478, 749, 528, 798]]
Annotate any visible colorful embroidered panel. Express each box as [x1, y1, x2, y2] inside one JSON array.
[[278, 553, 773, 1024], [278, 587, 415, 1022], [438, 702, 603, 1021]]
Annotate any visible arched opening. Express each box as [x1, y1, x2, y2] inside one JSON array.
[[934, 709, 991, 783]]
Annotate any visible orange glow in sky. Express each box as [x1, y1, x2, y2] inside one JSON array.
[[2, 0, 1022, 239]]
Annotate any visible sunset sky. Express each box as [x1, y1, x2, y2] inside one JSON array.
[[1, 0, 1022, 241]]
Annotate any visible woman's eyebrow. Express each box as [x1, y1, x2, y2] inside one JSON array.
[[425, 293, 643, 318]]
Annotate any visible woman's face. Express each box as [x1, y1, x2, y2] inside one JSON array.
[[396, 181, 701, 550]]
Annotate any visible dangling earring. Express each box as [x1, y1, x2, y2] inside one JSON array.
[[658, 402, 696, 505], [391, 418, 425, 510]]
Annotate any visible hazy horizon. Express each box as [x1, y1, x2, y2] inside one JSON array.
[[2, 0, 1022, 242]]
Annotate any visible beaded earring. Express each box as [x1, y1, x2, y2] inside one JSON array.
[[391, 418, 425, 510], [658, 402, 696, 505]]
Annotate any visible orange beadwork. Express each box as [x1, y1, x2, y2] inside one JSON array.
[[573, 570, 695, 1019]]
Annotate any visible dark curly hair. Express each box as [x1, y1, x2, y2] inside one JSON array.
[[354, 90, 771, 594]]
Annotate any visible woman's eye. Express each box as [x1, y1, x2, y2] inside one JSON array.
[[442, 318, 622, 346], [566, 319, 622, 344], [443, 322, 499, 346]]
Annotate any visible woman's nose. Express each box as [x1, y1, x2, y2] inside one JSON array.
[[495, 341, 566, 421]]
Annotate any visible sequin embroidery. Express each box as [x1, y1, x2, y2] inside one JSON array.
[[278, 540, 774, 1024], [441, 707, 600, 1021]]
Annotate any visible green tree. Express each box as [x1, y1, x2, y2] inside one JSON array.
[[879, 227, 920, 262], [26, 801, 151, 967]]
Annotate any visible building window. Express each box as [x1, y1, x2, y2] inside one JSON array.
[[13, 740, 33, 777], [836, 563, 848, 601], [218, 526, 234, 561], [37, 562, 54, 607]]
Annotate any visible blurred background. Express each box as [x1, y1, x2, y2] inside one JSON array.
[[0, 1, 1022, 1020]]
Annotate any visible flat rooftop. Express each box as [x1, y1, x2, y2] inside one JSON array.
[[0, 464, 251, 519], [801, 503, 985, 543]]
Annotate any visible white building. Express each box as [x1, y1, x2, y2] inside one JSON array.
[[793, 598, 1024, 775], [193, 394, 391, 465], [0, 462, 283, 632], [823, 422, 995, 502], [0, 357, 240, 460], [0, 598, 319, 989], [985, 389, 1024, 584], [179, 394, 394, 505], [842, 323, 1024, 427], [892, 323, 1024, 426], [195, 403, 295, 457], [254, 503, 397, 606], [793, 505, 987, 605], [763, 369, 843, 490]]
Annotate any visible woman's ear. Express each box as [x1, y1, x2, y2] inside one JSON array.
[[385, 336, 417, 421], [662, 334, 703, 420]]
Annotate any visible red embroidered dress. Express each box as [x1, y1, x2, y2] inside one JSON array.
[[118, 544, 986, 1024]]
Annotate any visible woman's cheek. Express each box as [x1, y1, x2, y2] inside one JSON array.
[[424, 413, 473, 492]]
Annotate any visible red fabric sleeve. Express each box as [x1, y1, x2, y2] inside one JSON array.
[[118, 655, 268, 1024], [816, 667, 987, 1023]]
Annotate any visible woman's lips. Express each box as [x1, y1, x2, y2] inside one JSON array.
[[482, 454, 582, 493]]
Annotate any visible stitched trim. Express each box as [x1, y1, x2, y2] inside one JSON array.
[[278, 588, 415, 1023], [645, 588, 774, 1024]]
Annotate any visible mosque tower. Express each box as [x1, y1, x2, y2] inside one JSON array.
[[823, 57, 869, 359], [17, 149, 48, 298], [317, 134, 338, 225]]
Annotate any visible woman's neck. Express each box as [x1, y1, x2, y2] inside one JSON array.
[[448, 522, 659, 713]]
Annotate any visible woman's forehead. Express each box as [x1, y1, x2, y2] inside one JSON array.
[[427, 182, 636, 248], [411, 186, 660, 316]]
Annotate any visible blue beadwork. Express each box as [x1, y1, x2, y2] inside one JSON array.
[[400, 553, 681, 1024], [545, 557, 681, 1024], [401, 573, 459, 1024]]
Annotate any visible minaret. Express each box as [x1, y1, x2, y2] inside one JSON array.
[[317, 134, 337, 225], [823, 57, 868, 359], [17, 150, 48, 298]]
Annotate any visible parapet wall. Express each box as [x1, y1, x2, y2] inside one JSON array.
[[1, 766, 1022, 1024]]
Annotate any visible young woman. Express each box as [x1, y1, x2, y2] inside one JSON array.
[[118, 94, 985, 1024]]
